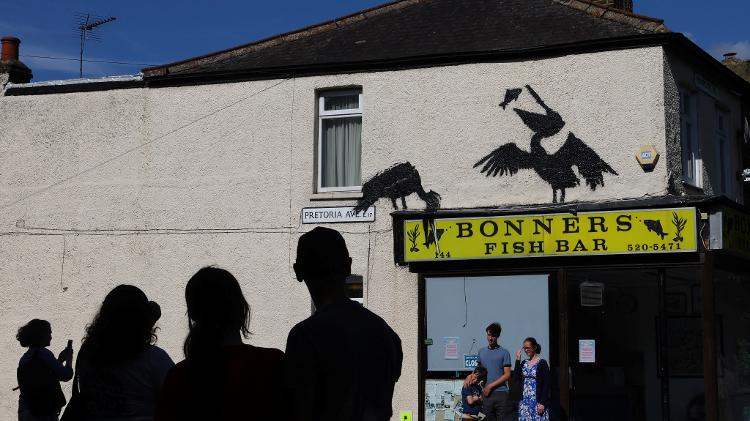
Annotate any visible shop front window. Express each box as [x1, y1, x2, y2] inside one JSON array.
[[567, 268, 704, 421], [715, 269, 750, 421], [424, 275, 550, 421]]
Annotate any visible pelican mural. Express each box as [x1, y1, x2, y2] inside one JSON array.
[[474, 85, 617, 203]]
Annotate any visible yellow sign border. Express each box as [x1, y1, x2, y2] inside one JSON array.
[[403, 207, 697, 263]]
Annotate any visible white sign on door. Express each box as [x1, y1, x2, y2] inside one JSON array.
[[579, 339, 596, 363]]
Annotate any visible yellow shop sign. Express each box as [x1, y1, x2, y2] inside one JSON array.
[[403, 208, 697, 262]]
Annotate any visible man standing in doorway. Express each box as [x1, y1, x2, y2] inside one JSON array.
[[477, 322, 512, 421], [285, 227, 403, 421]]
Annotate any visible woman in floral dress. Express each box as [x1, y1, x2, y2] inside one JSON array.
[[514, 337, 550, 421]]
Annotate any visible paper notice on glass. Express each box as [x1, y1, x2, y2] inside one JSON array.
[[579, 339, 595, 363], [444, 337, 459, 360]]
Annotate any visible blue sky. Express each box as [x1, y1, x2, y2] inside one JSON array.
[[2, 0, 748, 82]]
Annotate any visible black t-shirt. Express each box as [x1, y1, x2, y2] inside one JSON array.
[[284, 299, 403, 421]]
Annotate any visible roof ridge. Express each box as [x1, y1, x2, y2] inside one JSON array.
[[143, 0, 425, 77], [552, 0, 668, 33]]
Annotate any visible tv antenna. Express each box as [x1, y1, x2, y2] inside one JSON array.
[[76, 13, 117, 78]]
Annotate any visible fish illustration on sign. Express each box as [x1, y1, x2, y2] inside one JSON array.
[[474, 85, 618, 203], [643, 220, 668, 240]]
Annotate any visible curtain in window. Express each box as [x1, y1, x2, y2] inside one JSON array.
[[321, 116, 362, 188], [324, 94, 359, 111]]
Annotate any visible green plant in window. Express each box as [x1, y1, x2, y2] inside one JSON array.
[[672, 212, 687, 242]]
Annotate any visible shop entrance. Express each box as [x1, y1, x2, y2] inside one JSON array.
[[567, 268, 704, 421], [423, 274, 551, 421]]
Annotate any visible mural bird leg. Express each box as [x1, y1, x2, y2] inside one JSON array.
[[552, 189, 558, 204], [560, 188, 566, 203], [391, 198, 398, 209], [401, 196, 408, 209]]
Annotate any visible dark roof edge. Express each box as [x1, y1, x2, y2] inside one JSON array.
[[7, 34, 749, 97], [553, 0, 666, 32], [144, 34, 671, 86], [3, 78, 145, 96], [142, 33, 750, 97], [142, 0, 426, 77], [142, 0, 667, 78]]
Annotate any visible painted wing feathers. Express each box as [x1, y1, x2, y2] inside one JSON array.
[[554, 132, 617, 190], [473, 143, 533, 177]]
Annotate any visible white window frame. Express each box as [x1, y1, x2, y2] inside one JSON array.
[[317, 89, 363, 193], [716, 109, 732, 196], [680, 90, 702, 188]]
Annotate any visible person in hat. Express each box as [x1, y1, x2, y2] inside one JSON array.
[[74, 285, 174, 421], [285, 227, 403, 421]]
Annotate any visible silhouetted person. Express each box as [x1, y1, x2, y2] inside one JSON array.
[[286, 227, 403, 421], [16, 319, 73, 421], [74, 285, 174, 420], [156, 267, 284, 421]]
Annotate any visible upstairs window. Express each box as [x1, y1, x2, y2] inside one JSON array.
[[317, 89, 362, 192], [680, 91, 701, 188]]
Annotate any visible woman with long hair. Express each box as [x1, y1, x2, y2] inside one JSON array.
[[74, 285, 174, 420], [514, 337, 550, 421], [156, 267, 284, 421], [16, 319, 73, 421]]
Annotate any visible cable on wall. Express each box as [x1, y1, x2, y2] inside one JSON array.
[[462, 276, 468, 328], [22, 54, 156, 67], [59, 235, 68, 292], [0, 78, 290, 212], [366, 224, 374, 307], [287, 76, 297, 281]]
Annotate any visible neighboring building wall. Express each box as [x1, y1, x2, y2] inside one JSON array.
[[723, 57, 750, 82], [665, 50, 745, 202], [0, 46, 667, 418]]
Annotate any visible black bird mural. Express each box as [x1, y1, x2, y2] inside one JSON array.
[[474, 85, 617, 203], [353, 162, 441, 213]]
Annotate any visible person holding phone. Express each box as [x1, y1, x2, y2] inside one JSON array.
[[514, 337, 550, 421], [16, 319, 74, 421]]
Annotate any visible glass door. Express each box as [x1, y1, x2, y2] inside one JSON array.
[[567, 268, 704, 421]]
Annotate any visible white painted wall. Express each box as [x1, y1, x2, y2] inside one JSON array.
[[0, 46, 671, 418]]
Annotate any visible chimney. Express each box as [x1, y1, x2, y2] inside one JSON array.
[[1, 36, 33, 87], [589, 0, 634, 12], [721, 52, 750, 83], [723, 52, 738, 62]]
